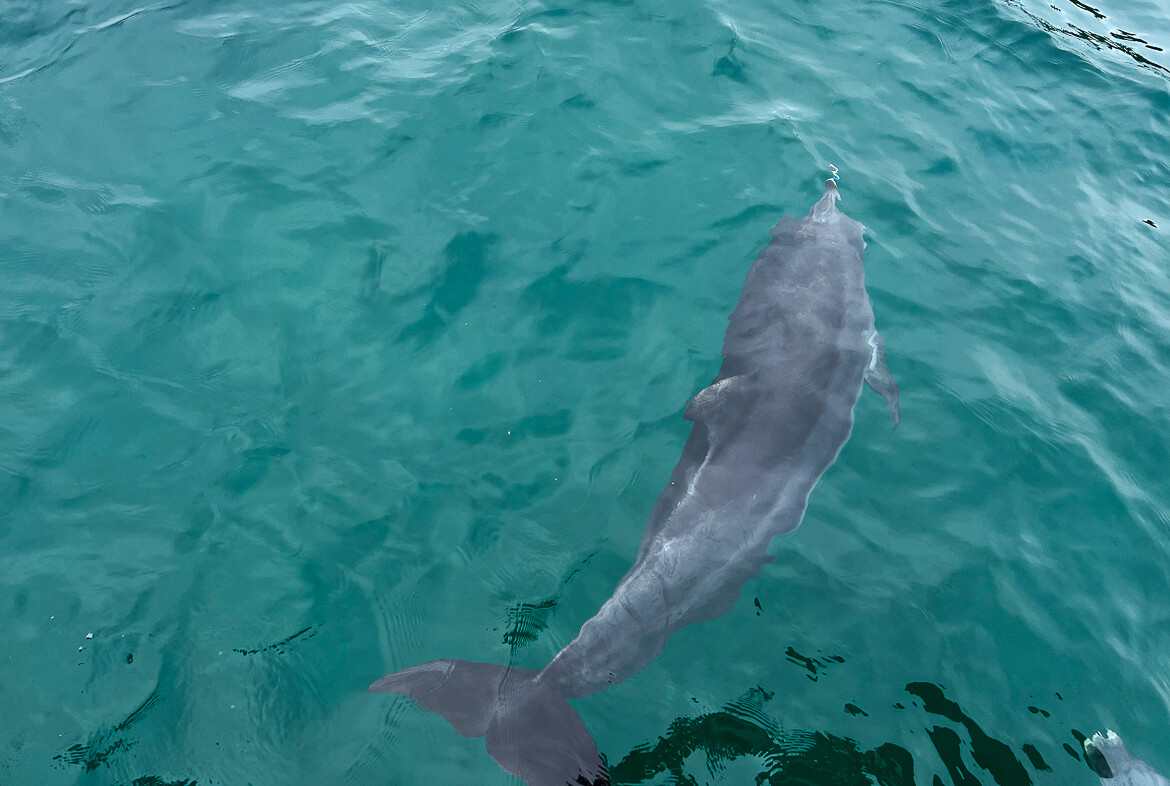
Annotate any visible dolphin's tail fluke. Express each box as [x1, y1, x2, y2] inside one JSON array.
[[370, 659, 608, 786]]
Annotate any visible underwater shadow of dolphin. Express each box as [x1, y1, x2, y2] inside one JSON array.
[[369, 177, 901, 786]]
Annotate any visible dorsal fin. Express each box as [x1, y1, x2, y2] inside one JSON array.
[[683, 375, 742, 423]]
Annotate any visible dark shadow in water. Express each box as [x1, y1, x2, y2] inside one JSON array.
[[397, 232, 497, 345], [784, 645, 846, 682], [907, 682, 1033, 785], [712, 38, 749, 84], [361, 244, 387, 297], [1000, 0, 1168, 76], [503, 599, 558, 647], [53, 688, 161, 772], [456, 408, 574, 449], [611, 679, 1097, 786], [232, 624, 318, 656], [502, 552, 598, 652], [1022, 743, 1051, 772], [611, 687, 915, 785], [928, 726, 985, 786], [55, 644, 1100, 785], [520, 261, 667, 362]]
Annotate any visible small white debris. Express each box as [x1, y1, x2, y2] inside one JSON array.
[[78, 646, 83, 652], [85, 633, 93, 639]]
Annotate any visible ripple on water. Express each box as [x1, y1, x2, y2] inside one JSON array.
[[3, 0, 1170, 782]]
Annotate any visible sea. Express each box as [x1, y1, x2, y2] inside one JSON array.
[[1, 0, 1168, 783]]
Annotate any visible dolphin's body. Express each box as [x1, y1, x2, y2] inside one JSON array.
[[1086, 731, 1170, 786], [370, 179, 900, 786]]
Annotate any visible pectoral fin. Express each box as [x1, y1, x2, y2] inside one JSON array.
[[864, 331, 900, 429]]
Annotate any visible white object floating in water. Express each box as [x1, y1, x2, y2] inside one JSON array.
[[85, 633, 93, 639]]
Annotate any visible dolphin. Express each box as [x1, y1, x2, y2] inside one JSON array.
[[1085, 730, 1170, 786], [369, 177, 900, 786]]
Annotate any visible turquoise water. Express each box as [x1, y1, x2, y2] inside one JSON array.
[[2, 0, 1169, 783]]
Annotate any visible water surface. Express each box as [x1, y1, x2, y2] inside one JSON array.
[[1, 0, 1168, 783]]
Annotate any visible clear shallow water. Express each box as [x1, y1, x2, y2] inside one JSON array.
[[1, 0, 1168, 783]]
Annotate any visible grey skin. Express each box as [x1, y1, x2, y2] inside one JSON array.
[[370, 178, 900, 786], [1085, 731, 1170, 786]]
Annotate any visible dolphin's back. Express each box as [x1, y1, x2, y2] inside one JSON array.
[[726, 183, 872, 465], [544, 182, 889, 699], [636, 182, 875, 556], [723, 189, 868, 367]]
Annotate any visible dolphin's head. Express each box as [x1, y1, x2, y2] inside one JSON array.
[[803, 178, 866, 250], [1084, 729, 1132, 778], [809, 179, 841, 222]]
